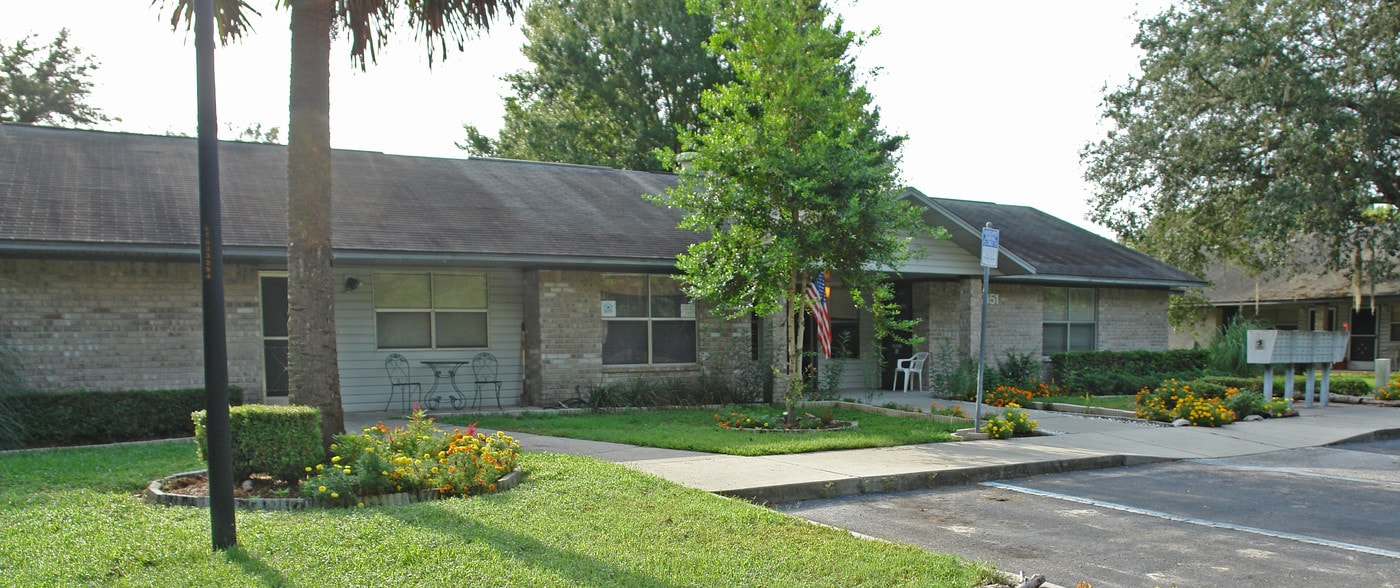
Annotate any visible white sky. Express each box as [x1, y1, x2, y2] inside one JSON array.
[[3, 0, 1173, 237]]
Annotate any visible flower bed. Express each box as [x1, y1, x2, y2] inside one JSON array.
[[149, 410, 522, 509], [146, 467, 521, 511]]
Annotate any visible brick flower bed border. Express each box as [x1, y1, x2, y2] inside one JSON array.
[[146, 468, 521, 511]]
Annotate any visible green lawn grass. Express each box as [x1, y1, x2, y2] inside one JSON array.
[[439, 406, 962, 456], [1039, 395, 1137, 412], [0, 441, 997, 587]]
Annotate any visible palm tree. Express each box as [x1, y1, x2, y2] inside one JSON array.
[[160, 0, 521, 448]]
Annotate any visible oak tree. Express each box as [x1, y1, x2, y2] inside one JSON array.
[[461, 0, 727, 170], [1083, 0, 1400, 287]]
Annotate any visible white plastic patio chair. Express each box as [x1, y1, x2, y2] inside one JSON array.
[[892, 351, 930, 392]]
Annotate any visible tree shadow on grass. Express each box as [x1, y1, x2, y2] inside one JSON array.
[[384, 502, 674, 587], [223, 546, 293, 587]]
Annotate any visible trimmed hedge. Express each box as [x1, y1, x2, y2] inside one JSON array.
[[1195, 374, 1372, 397], [194, 404, 323, 483], [1049, 349, 1209, 396], [1, 387, 242, 449]]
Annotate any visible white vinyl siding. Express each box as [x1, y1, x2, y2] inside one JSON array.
[[335, 268, 523, 413]]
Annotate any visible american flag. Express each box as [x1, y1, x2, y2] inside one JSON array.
[[806, 273, 831, 358]]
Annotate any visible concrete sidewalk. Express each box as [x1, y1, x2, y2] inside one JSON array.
[[345, 391, 1400, 505]]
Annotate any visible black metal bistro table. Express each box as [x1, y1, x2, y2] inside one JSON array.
[[419, 360, 472, 410]]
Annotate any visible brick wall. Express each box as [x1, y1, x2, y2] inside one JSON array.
[[970, 281, 1044, 361], [523, 270, 752, 406], [0, 258, 264, 395], [912, 280, 1171, 366], [1098, 287, 1170, 351]]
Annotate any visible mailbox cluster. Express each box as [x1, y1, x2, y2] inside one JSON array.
[[1246, 330, 1349, 366], [1245, 329, 1350, 408]]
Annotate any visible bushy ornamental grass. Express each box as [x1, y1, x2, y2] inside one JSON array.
[[0, 442, 997, 587], [446, 407, 961, 456]]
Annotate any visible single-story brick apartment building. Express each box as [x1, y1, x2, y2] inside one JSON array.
[[0, 124, 1204, 409]]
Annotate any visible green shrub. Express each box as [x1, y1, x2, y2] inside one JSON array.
[[1187, 380, 1231, 399], [1224, 389, 1266, 418], [580, 370, 761, 410], [0, 343, 27, 450], [1050, 349, 1208, 396], [194, 404, 323, 483], [928, 342, 985, 401], [1194, 376, 1263, 394], [994, 350, 1042, 389], [6, 386, 243, 448], [1327, 377, 1371, 397]]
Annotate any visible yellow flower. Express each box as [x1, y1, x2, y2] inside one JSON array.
[[330, 492, 340, 499], [305, 466, 312, 472], [318, 485, 327, 492], [331, 456, 342, 463], [357, 502, 365, 508]]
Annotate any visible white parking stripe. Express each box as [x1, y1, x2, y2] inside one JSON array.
[[981, 481, 1400, 560], [1193, 458, 1400, 486]]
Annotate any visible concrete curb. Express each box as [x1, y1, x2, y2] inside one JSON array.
[[721, 454, 1136, 505], [1328, 427, 1400, 445]]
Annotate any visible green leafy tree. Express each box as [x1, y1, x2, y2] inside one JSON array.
[[0, 29, 109, 126], [461, 0, 728, 170], [1082, 0, 1400, 284], [654, 0, 933, 425], [159, 0, 520, 448]]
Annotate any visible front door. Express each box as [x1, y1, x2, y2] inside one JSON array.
[[260, 275, 289, 401], [878, 281, 915, 388], [1349, 308, 1377, 365]]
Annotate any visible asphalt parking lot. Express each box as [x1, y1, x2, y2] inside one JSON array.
[[781, 439, 1400, 588]]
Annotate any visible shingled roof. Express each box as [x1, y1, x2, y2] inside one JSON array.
[[2, 124, 1204, 288], [905, 189, 1206, 288], [0, 124, 694, 267]]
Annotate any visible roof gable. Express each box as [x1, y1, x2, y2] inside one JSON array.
[[902, 188, 1205, 288]]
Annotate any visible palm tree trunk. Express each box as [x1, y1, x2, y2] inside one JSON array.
[[287, 0, 343, 449]]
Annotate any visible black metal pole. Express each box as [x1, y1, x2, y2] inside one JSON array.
[[195, 0, 237, 550]]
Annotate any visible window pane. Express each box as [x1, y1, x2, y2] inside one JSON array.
[[602, 275, 648, 318], [377, 312, 431, 348], [436, 312, 488, 348], [1069, 288, 1096, 321], [828, 287, 858, 320], [1042, 323, 1067, 355], [261, 276, 288, 337], [1043, 288, 1067, 321], [1068, 323, 1096, 351], [649, 275, 686, 318], [434, 274, 487, 309], [652, 321, 697, 364], [375, 274, 431, 309], [603, 321, 649, 364], [831, 320, 860, 358]]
